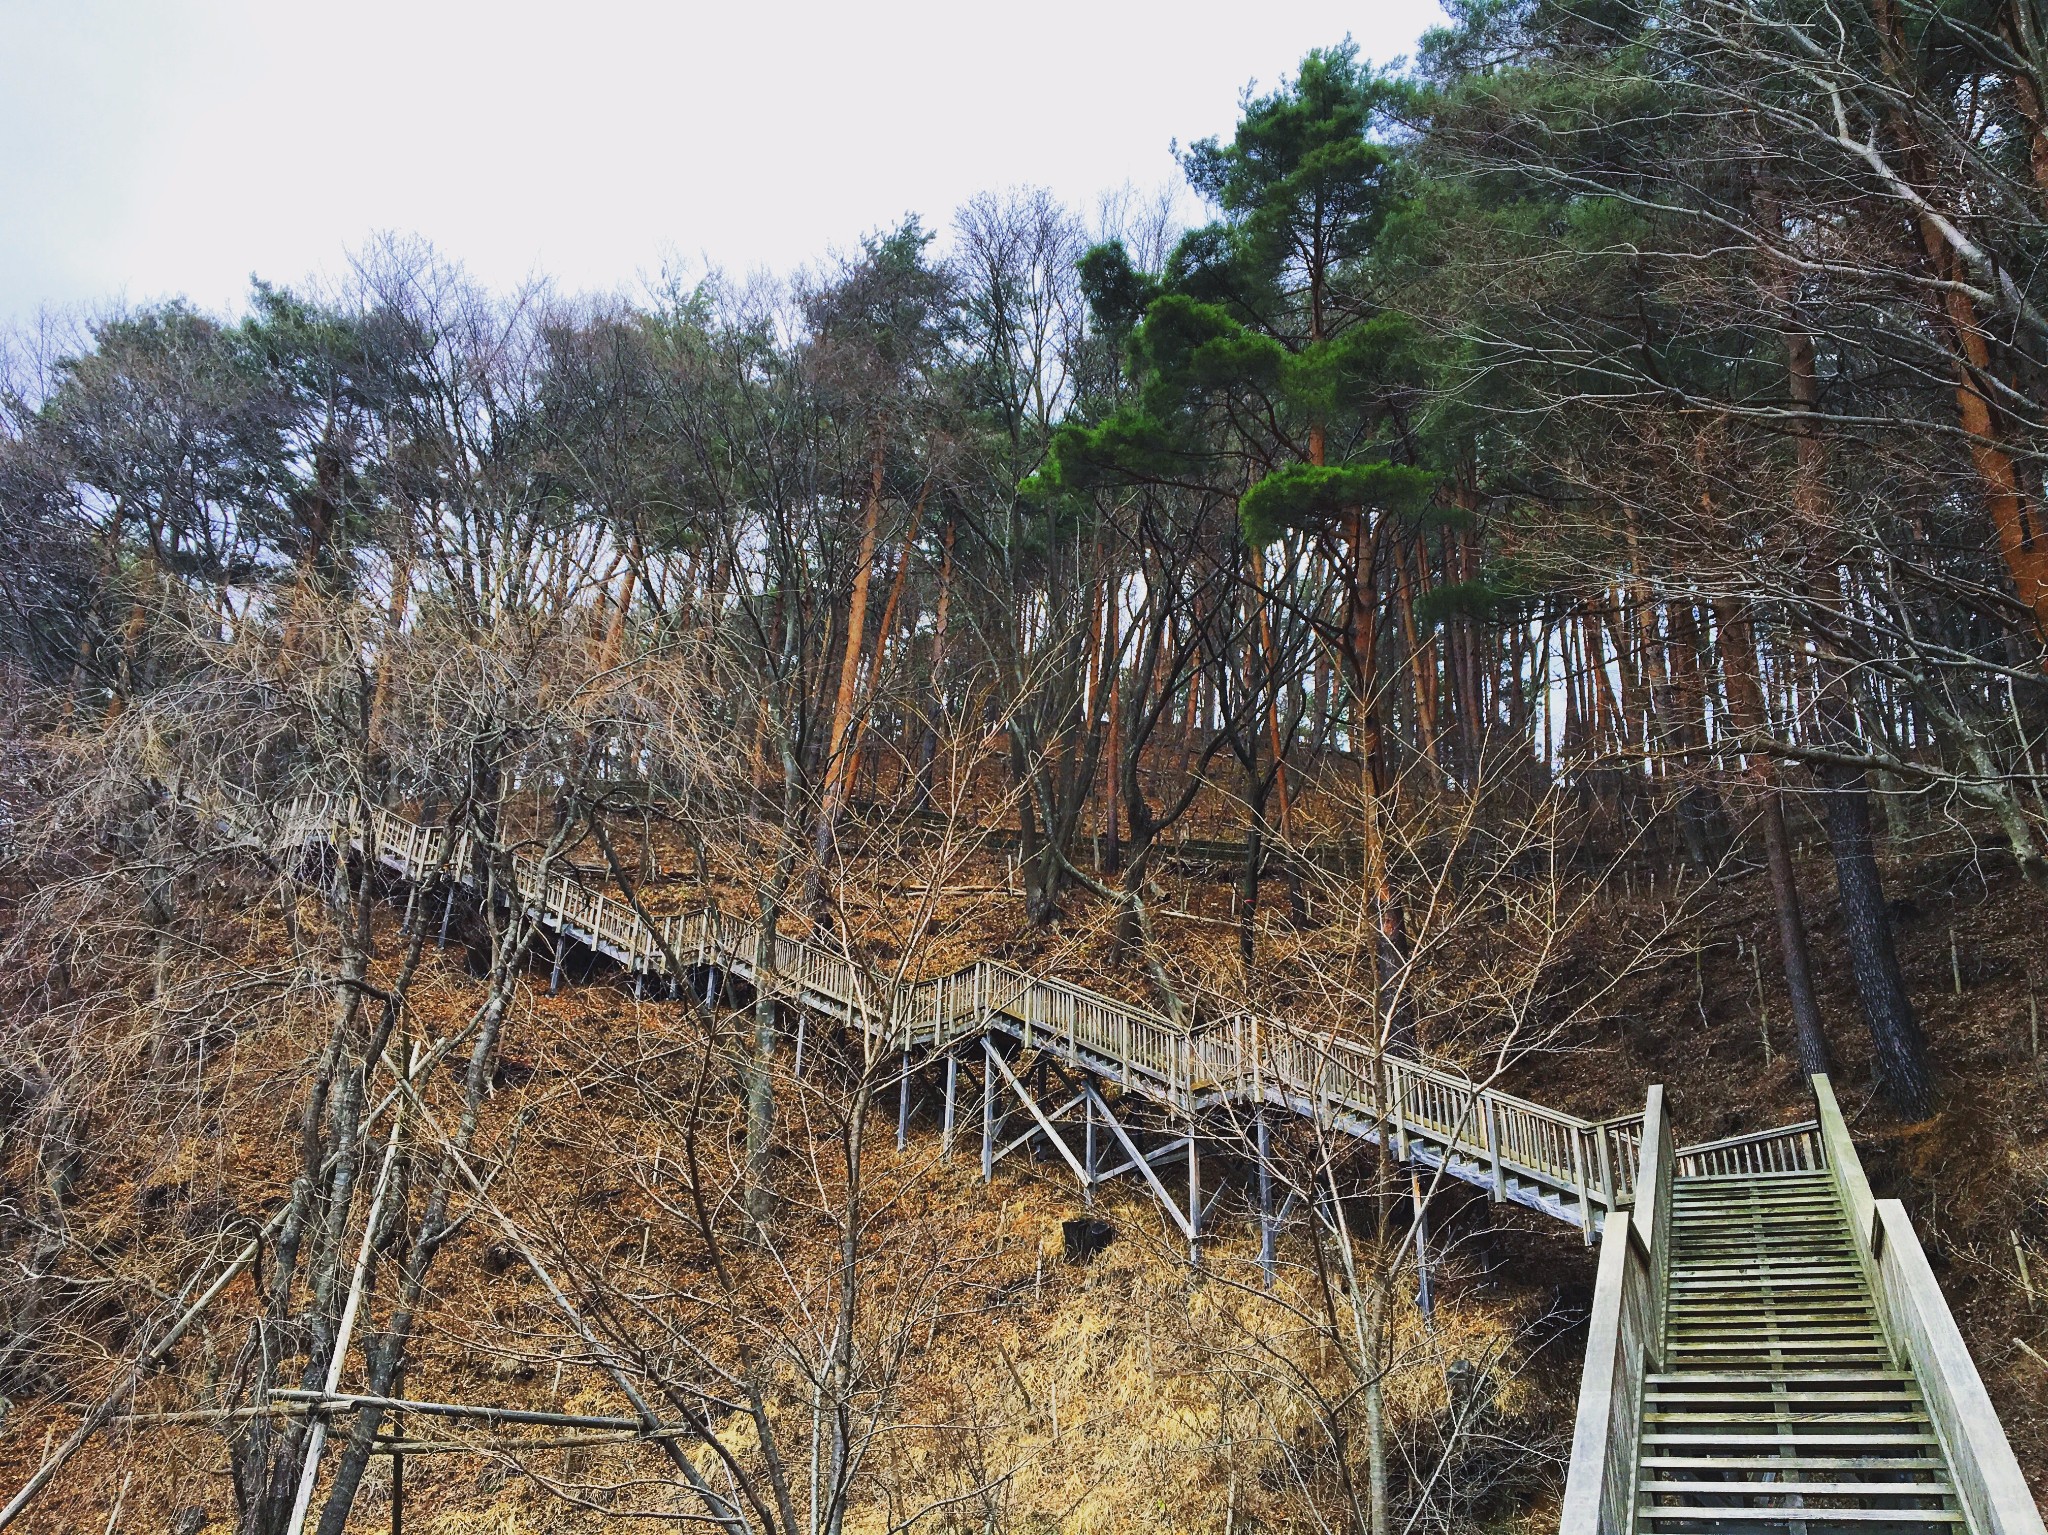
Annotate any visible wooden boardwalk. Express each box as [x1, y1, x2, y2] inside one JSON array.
[[220, 792, 2041, 1534], [260, 790, 1647, 1244], [1564, 1082, 2043, 1534]]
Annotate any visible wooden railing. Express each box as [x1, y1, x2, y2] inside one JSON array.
[[1812, 1077, 2045, 1535], [1673, 1118, 1822, 1177], [1559, 1085, 1670, 1535], [233, 792, 1649, 1231]]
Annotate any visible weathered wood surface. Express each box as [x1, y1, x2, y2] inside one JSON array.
[[1563, 1076, 2044, 1535], [215, 793, 2041, 1533], [253, 790, 1647, 1234]]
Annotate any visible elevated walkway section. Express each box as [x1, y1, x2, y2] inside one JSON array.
[[253, 790, 1645, 1239], [202, 790, 2039, 1531]]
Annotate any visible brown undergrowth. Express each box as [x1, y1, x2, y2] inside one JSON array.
[[2, 813, 2041, 1528], [0, 876, 1571, 1533]]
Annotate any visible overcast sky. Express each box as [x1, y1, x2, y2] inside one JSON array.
[[2, 1, 1445, 329]]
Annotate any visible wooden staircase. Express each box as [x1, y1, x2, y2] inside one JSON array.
[[1638, 1168, 1962, 1530], [1565, 1085, 2043, 1535], [227, 790, 1650, 1241], [192, 790, 2042, 1533]]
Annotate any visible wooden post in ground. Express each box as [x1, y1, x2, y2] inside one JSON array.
[[1410, 1168, 1434, 1320], [1484, 1095, 1503, 1201], [390, 1406, 403, 1535], [437, 882, 455, 948], [897, 1049, 911, 1152], [1083, 1090, 1097, 1207], [549, 931, 565, 994], [1258, 1111, 1275, 1290], [982, 1040, 996, 1181], [941, 1049, 958, 1161], [1187, 1131, 1201, 1267]]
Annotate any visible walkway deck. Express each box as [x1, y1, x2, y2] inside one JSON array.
[[1564, 1083, 2042, 1535], [260, 790, 1646, 1240], [215, 791, 2041, 1534]]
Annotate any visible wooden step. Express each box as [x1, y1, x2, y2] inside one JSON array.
[[1640, 1480, 1953, 1497], [1663, 1321, 1885, 1335], [1638, 1416, 1925, 1432], [1674, 1237, 1856, 1250], [1671, 1265, 1865, 1279], [1674, 1193, 1841, 1203], [1641, 1456, 1947, 1472], [1646, 1375, 1916, 1391], [1645, 1391, 1920, 1407], [1672, 1237, 1853, 1250], [1637, 1510, 1962, 1526], [1674, 1190, 1837, 1201], [1667, 1278, 1871, 1291], [1643, 1432, 1940, 1448], [1663, 1329, 1887, 1341], [1664, 1324, 1885, 1338], [1664, 1308, 1880, 1323]]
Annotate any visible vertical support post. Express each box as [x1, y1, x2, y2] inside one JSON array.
[[793, 1008, 808, 1077], [1411, 1168, 1434, 1320], [1187, 1130, 1201, 1267], [1257, 1110, 1276, 1290], [982, 1041, 996, 1182], [437, 882, 455, 949], [897, 1049, 911, 1153], [1484, 1095, 1504, 1201], [548, 933, 565, 995], [1083, 1089, 1098, 1208], [399, 880, 418, 937], [390, 1406, 403, 1535], [1389, 1060, 1408, 1161], [942, 1049, 958, 1162]]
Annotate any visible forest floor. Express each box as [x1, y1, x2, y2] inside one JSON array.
[[0, 805, 2042, 1530]]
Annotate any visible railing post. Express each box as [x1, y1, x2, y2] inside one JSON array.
[[1594, 1122, 1615, 1211], [1484, 1094, 1503, 1202], [1634, 1085, 1672, 1368], [1388, 1060, 1408, 1160], [1570, 1129, 1593, 1245]]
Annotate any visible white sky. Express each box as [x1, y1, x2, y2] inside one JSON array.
[[1, 0, 1444, 327]]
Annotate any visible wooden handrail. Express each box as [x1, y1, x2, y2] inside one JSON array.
[[1811, 1075, 2045, 1535], [228, 792, 1660, 1230], [1558, 1085, 1667, 1535]]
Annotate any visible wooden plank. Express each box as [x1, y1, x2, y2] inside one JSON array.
[[1636, 1509, 1961, 1525]]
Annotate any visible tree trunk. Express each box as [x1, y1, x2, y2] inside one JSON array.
[[811, 440, 889, 916], [1820, 762, 1933, 1117], [1716, 602, 1833, 1075]]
